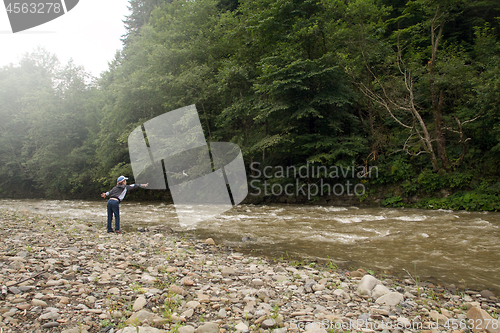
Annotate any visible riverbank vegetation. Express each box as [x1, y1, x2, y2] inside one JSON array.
[[0, 0, 499, 209]]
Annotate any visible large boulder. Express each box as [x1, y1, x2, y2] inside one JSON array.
[[467, 306, 500, 333], [357, 274, 379, 296]]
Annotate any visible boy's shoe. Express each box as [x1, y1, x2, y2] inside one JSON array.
[[115, 230, 122, 234], [107, 230, 114, 233]]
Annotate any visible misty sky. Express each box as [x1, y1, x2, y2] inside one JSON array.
[[0, 0, 130, 77]]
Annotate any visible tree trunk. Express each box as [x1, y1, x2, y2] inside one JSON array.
[[432, 89, 449, 170], [429, 7, 450, 171]]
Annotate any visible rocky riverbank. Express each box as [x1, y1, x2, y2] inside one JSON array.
[[0, 209, 499, 333]]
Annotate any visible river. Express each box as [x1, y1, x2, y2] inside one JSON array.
[[1, 199, 498, 292]]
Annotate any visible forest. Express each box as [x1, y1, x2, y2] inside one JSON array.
[[0, 0, 499, 210]]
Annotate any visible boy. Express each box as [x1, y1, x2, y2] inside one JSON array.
[[101, 176, 148, 233]]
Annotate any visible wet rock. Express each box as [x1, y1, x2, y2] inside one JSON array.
[[481, 290, 495, 299], [349, 270, 364, 278]]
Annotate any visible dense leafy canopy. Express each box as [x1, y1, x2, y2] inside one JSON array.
[[0, 0, 499, 206]]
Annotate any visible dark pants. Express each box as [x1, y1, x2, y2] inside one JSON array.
[[107, 199, 120, 232]]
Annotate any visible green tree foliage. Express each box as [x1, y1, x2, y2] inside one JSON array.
[[0, 0, 499, 205], [0, 48, 100, 197], [122, 0, 172, 45]]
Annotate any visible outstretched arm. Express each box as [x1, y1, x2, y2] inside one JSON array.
[[126, 183, 149, 191]]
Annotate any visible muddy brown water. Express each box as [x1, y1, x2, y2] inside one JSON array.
[[1, 199, 499, 292]]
